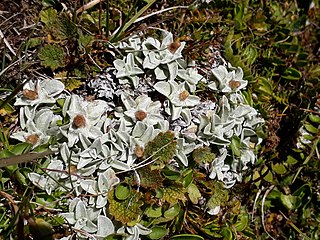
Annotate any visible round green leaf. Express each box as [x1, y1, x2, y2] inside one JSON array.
[[164, 203, 180, 219], [235, 213, 249, 231], [115, 183, 131, 200], [148, 226, 168, 239], [145, 206, 162, 218]]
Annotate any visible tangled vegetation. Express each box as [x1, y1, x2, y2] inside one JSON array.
[[0, 0, 319, 239]]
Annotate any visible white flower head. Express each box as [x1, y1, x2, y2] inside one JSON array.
[[15, 79, 65, 107], [11, 108, 61, 148], [208, 65, 248, 93], [154, 80, 200, 120], [121, 94, 163, 126], [61, 95, 108, 147]]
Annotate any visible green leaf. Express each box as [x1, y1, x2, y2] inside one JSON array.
[[230, 136, 241, 157], [304, 123, 318, 134], [170, 234, 204, 240], [257, 77, 273, 96], [105, 235, 122, 240], [38, 44, 66, 70], [0, 100, 14, 115], [29, 218, 54, 240], [192, 147, 215, 165], [309, 114, 320, 123], [280, 193, 297, 210], [40, 8, 58, 26], [272, 163, 287, 174], [108, 190, 143, 225], [145, 205, 162, 218], [26, 38, 42, 49], [78, 32, 94, 49], [182, 169, 193, 188], [115, 183, 131, 200], [9, 142, 32, 155], [286, 156, 298, 165], [148, 226, 168, 239], [162, 184, 187, 204], [162, 167, 180, 181], [282, 67, 302, 80], [206, 182, 229, 211], [292, 184, 312, 209], [243, 44, 258, 65], [220, 228, 235, 240], [60, 77, 83, 92], [145, 131, 177, 164], [234, 211, 249, 231], [137, 165, 163, 189], [262, 166, 274, 183], [164, 203, 180, 219], [187, 183, 201, 204]]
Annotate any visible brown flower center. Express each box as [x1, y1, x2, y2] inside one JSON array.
[[25, 134, 39, 145], [135, 110, 147, 121], [168, 41, 181, 54], [229, 80, 241, 89], [134, 145, 144, 158], [23, 89, 38, 100], [72, 114, 86, 128], [179, 90, 190, 101]]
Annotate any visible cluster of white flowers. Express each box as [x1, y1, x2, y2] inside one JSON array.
[[12, 31, 264, 239]]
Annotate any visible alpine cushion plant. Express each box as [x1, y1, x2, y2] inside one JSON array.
[[9, 31, 264, 239]]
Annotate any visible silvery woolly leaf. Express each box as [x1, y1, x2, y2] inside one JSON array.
[[135, 223, 152, 235], [154, 67, 167, 80], [177, 68, 203, 92], [43, 79, 65, 96], [142, 37, 161, 51], [96, 195, 108, 209], [75, 200, 88, 220], [170, 105, 182, 121], [143, 52, 161, 69], [180, 108, 192, 125], [86, 205, 101, 221], [232, 105, 254, 118], [69, 198, 81, 213], [211, 65, 228, 83], [81, 219, 97, 233], [80, 180, 97, 195], [110, 160, 131, 171], [208, 82, 218, 91], [132, 121, 147, 137], [154, 81, 171, 97], [167, 61, 178, 81], [19, 106, 35, 129], [60, 212, 76, 225], [210, 135, 231, 146], [95, 215, 115, 238], [28, 173, 47, 189], [98, 168, 119, 192]]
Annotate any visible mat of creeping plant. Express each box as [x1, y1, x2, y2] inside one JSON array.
[[12, 31, 264, 239]]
